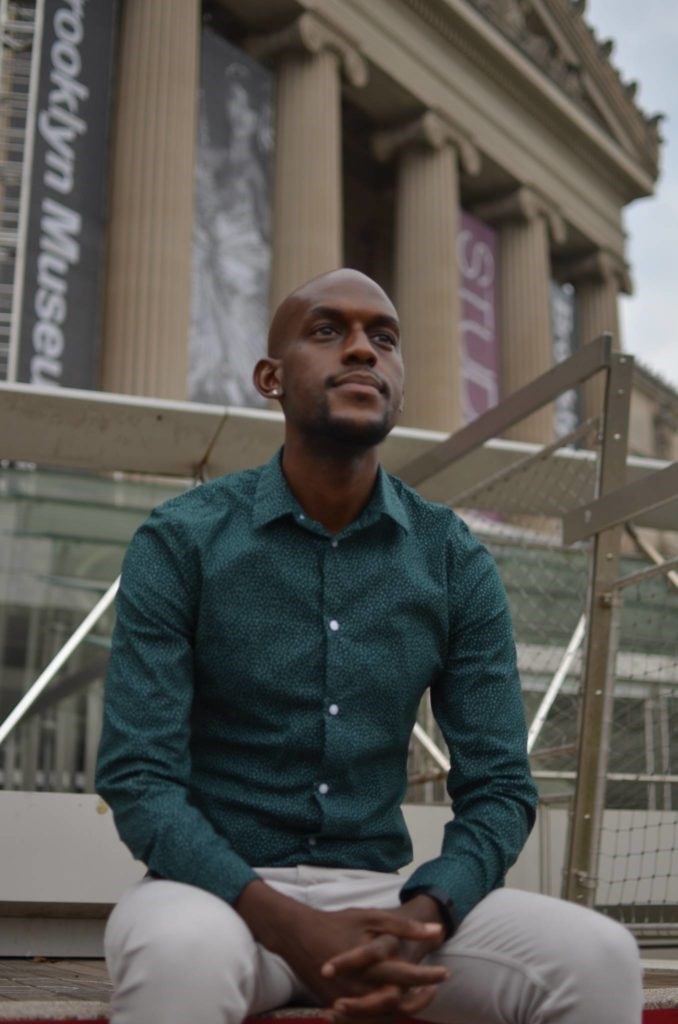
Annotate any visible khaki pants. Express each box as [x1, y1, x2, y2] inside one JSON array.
[[105, 866, 642, 1024]]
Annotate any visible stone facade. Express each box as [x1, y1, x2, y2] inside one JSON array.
[[100, 0, 663, 442]]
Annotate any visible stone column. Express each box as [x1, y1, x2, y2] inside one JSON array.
[[373, 113, 481, 432], [101, 0, 199, 399], [248, 15, 368, 308], [475, 187, 566, 444], [559, 250, 630, 422]]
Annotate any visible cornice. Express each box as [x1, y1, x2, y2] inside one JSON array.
[[466, 0, 661, 178], [632, 363, 678, 408], [398, 0, 657, 199]]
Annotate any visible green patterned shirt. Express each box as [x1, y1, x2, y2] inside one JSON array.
[[96, 450, 537, 923]]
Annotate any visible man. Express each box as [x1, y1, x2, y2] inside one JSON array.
[[97, 269, 642, 1024]]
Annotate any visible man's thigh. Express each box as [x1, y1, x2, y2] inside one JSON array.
[[418, 887, 642, 1024], [105, 876, 306, 1018], [294, 874, 641, 1024]]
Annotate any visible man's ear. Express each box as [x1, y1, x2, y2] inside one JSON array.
[[253, 357, 283, 400]]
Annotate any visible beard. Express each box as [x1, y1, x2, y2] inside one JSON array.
[[293, 391, 396, 452]]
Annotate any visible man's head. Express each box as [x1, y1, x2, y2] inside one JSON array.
[[253, 269, 404, 451]]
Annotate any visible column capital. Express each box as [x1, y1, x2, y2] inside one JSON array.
[[555, 249, 633, 295], [372, 110, 481, 176], [245, 12, 368, 88], [473, 186, 567, 245]]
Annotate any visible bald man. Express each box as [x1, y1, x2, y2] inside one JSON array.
[[97, 270, 642, 1024]]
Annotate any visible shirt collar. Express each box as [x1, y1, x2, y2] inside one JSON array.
[[252, 449, 410, 534]]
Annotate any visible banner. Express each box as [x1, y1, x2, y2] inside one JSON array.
[[458, 211, 500, 424], [188, 29, 273, 408], [550, 280, 579, 437], [15, 0, 117, 388]]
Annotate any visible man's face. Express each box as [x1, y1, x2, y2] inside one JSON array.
[[270, 274, 405, 449]]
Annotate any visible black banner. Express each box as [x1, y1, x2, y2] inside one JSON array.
[[15, 0, 117, 388]]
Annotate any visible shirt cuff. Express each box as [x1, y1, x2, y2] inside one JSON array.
[[399, 884, 459, 939]]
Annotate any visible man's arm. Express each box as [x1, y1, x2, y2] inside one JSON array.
[[96, 509, 259, 903], [399, 524, 538, 923]]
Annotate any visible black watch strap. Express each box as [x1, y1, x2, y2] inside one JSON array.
[[400, 885, 458, 939]]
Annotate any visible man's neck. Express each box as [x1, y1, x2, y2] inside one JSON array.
[[281, 437, 380, 535]]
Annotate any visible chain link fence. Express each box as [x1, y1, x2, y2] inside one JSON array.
[[404, 347, 678, 937], [407, 417, 601, 805], [595, 548, 678, 934]]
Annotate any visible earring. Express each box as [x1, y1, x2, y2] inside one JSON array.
[[271, 388, 281, 396]]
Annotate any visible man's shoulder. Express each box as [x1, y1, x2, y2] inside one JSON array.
[[385, 471, 474, 543], [142, 464, 263, 533]]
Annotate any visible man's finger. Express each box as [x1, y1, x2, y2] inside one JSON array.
[[322, 935, 398, 977], [398, 983, 440, 1015], [368, 912, 443, 942], [365, 960, 448, 987], [329, 981, 442, 1023], [331, 983, 402, 1018]]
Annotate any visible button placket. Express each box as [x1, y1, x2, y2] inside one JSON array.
[[319, 537, 345, 833]]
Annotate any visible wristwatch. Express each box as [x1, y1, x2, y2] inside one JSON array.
[[400, 885, 459, 939]]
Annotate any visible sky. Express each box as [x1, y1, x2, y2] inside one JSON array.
[[584, 0, 678, 390]]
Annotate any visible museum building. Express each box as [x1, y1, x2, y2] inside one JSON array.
[[2, 0, 674, 451]]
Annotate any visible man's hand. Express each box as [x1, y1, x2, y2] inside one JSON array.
[[321, 894, 448, 1022], [236, 882, 448, 1021], [236, 882, 447, 1017]]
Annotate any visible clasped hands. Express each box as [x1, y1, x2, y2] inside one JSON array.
[[236, 881, 448, 1024], [316, 902, 448, 1023]]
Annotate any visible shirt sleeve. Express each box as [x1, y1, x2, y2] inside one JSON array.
[[95, 506, 259, 905], [400, 519, 538, 923]]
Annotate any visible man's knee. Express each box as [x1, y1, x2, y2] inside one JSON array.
[[106, 878, 256, 983], [440, 888, 641, 992]]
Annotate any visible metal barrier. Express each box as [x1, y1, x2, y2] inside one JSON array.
[[402, 336, 678, 935], [1, 339, 677, 939], [564, 460, 678, 934]]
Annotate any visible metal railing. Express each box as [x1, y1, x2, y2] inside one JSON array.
[[1, 338, 677, 939], [402, 336, 678, 933]]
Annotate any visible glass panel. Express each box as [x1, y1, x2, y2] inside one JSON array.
[[0, 464, 186, 793]]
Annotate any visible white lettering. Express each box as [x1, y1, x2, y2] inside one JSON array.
[[458, 218, 499, 424], [54, 8, 83, 45], [30, 354, 62, 385], [29, 0, 88, 385], [30, 199, 81, 385], [35, 286, 67, 325], [41, 197, 81, 262], [33, 320, 64, 359], [52, 39, 81, 78]]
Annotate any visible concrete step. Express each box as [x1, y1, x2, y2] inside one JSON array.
[[0, 958, 676, 1021]]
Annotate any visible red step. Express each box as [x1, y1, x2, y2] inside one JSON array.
[[4, 1014, 678, 1023]]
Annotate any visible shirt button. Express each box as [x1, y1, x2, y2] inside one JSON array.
[[308, 837, 317, 846], [329, 619, 339, 632], [331, 539, 338, 548], [318, 782, 329, 795], [298, 513, 305, 520], [328, 704, 339, 716]]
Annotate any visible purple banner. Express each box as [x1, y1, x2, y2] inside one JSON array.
[[458, 211, 499, 424]]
